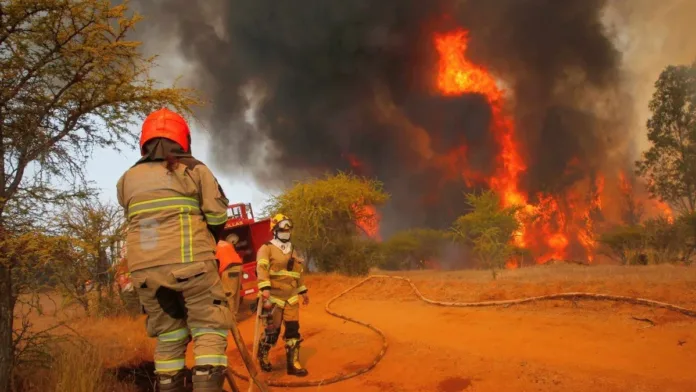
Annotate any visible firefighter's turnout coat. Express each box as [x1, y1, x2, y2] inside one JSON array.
[[117, 158, 229, 271], [256, 240, 308, 321], [117, 150, 234, 374]]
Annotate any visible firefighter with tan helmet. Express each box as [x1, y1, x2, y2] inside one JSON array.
[[255, 213, 310, 377], [117, 108, 233, 392]]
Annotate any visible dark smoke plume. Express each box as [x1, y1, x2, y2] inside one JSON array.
[[131, 0, 624, 234]]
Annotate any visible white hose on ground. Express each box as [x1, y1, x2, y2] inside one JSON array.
[[227, 274, 696, 388]]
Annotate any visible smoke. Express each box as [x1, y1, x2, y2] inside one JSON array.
[[128, 0, 690, 235]]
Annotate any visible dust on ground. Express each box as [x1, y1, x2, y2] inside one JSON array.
[[24, 264, 696, 391]]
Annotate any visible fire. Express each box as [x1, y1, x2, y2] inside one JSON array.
[[355, 204, 382, 241], [346, 154, 383, 241], [339, 27, 676, 266], [432, 28, 675, 266]]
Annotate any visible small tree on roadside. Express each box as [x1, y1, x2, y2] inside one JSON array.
[[636, 62, 696, 215], [51, 199, 124, 315], [452, 190, 522, 279], [0, 1, 199, 387], [380, 228, 452, 270], [598, 225, 647, 265], [677, 212, 696, 264], [265, 172, 389, 275], [642, 217, 684, 264]]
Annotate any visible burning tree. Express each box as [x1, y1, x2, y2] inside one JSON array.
[[452, 190, 523, 279], [265, 172, 389, 275]]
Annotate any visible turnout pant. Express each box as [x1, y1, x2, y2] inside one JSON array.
[[262, 300, 301, 344], [131, 260, 235, 374]]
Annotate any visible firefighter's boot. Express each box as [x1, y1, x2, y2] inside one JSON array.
[[257, 327, 278, 372], [157, 369, 187, 392], [285, 338, 308, 377], [191, 365, 226, 392], [257, 340, 273, 372]]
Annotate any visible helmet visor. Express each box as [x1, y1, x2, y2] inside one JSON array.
[[277, 219, 292, 231]]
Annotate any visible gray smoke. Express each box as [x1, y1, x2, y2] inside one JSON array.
[[130, 0, 628, 234]]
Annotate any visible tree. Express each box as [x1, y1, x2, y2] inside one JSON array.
[[636, 62, 696, 214], [0, 1, 199, 388], [51, 199, 124, 315], [265, 172, 389, 275], [598, 225, 647, 265], [451, 190, 522, 279], [380, 228, 452, 270], [642, 217, 684, 264], [677, 212, 696, 265]]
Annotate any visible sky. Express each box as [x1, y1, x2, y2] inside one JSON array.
[[87, 124, 271, 213]]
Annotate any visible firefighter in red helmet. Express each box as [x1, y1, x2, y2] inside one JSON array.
[[117, 108, 233, 392]]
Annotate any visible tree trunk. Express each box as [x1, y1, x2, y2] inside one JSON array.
[[0, 262, 14, 392]]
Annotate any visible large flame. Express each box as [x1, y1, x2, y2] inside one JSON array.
[[433, 28, 671, 265]]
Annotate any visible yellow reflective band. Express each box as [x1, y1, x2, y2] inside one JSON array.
[[268, 296, 286, 308], [287, 295, 299, 305], [258, 280, 271, 289], [187, 207, 193, 262], [155, 358, 186, 371], [158, 328, 189, 343], [128, 197, 199, 218], [270, 270, 301, 279], [296, 285, 308, 293], [194, 354, 228, 367], [257, 259, 270, 269], [180, 207, 193, 263], [190, 328, 228, 339], [205, 212, 228, 225], [130, 196, 198, 209]]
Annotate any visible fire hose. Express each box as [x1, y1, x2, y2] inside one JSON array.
[[226, 274, 696, 388]]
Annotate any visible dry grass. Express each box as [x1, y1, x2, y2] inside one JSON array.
[[53, 341, 105, 392], [15, 263, 696, 391]]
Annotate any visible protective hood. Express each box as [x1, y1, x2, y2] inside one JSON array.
[[135, 138, 192, 166]]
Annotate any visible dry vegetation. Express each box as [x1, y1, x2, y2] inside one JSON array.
[[15, 263, 695, 392]]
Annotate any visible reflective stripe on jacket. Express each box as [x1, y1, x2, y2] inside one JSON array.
[[117, 158, 229, 272], [256, 242, 307, 303]]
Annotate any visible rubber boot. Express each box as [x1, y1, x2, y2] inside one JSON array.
[[257, 327, 278, 372], [257, 341, 273, 372], [191, 365, 226, 392], [157, 369, 187, 392], [285, 339, 308, 377]]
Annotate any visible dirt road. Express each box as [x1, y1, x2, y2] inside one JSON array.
[[227, 273, 696, 392]]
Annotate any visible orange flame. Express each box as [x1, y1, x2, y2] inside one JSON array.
[[355, 204, 382, 241]]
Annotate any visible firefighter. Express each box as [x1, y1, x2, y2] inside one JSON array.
[[217, 233, 243, 316], [116, 108, 234, 392], [255, 214, 309, 377]]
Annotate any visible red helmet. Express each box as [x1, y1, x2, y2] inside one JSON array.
[[139, 108, 191, 154]]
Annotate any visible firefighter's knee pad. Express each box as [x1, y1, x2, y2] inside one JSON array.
[[284, 321, 300, 340]]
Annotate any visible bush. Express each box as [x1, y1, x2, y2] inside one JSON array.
[[380, 228, 452, 270], [599, 225, 646, 265], [265, 172, 389, 275], [451, 190, 523, 278]]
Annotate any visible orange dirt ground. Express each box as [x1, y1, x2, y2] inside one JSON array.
[[228, 265, 696, 392], [25, 264, 696, 392]]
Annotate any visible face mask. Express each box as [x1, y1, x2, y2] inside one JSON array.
[[277, 232, 291, 241]]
